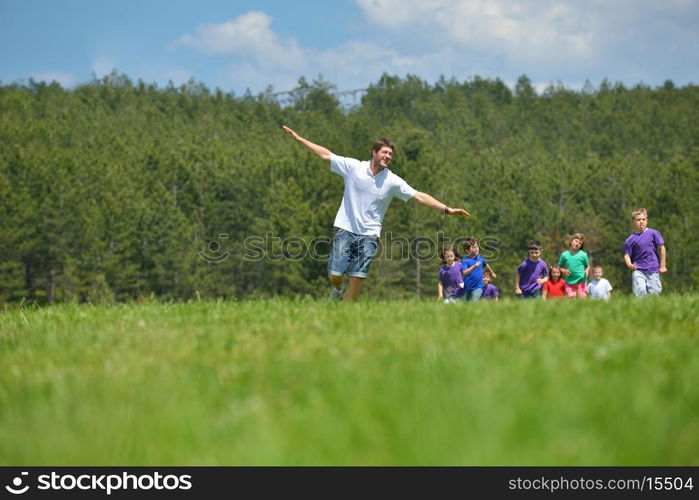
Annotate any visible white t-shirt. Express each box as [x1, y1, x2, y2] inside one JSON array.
[[588, 278, 613, 300], [330, 154, 417, 237]]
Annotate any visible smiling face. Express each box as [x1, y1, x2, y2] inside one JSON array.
[[371, 146, 393, 171], [443, 249, 455, 266], [593, 267, 603, 280], [550, 267, 561, 280]]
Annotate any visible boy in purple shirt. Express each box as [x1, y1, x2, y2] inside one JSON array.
[[482, 270, 499, 301], [623, 208, 667, 297], [515, 240, 549, 299]]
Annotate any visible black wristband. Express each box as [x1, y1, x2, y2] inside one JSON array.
[[444, 206, 449, 214]]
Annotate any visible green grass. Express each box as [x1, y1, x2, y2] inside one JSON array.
[[1, 296, 698, 465]]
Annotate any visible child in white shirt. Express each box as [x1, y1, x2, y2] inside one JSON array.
[[588, 266, 613, 300]]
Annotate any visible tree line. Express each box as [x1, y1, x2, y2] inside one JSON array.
[[1, 72, 697, 304]]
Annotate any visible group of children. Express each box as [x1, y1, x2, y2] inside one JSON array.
[[437, 208, 667, 302]]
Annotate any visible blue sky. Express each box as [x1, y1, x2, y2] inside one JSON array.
[[1, 0, 698, 95]]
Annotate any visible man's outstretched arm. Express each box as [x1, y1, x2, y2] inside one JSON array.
[[282, 125, 332, 161], [412, 192, 470, 217]]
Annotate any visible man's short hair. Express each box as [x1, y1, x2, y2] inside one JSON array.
[[372, 138, 395, 153]]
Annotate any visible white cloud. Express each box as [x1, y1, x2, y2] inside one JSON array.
[[179, 12, 408, 92], [178, 11, 305, 71], [355, 0, 598, 66], [317, 40, 433, 86], [353, 0, 699, 87], [216, 40, 403, 93], [174, 3, 698, 94]]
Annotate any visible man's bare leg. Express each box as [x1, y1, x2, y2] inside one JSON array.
[[343, 276, 363, 301], [327, 274, 345, 301], [329, 274, 343, 290]]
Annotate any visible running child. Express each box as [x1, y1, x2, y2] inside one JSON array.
[[460, 236, 497, 302], [437, 244, 463, 304], [542, 265, 566, 299], [623, 208, 667, 297], [482, 270, 499, 302], [588, 265, 613, 300], [558, 233, 590, 298], [514, 240, 549, 299]]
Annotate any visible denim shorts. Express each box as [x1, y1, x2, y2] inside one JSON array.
[[631, 270, 662, 297], [327, 228, 379, 279], [461, 288, 483, 302]]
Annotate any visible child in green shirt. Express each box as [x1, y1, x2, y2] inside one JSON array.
[[557, 232, 590, 298]]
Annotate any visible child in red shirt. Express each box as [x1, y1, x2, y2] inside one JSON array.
[[543, 265, 566, 299]]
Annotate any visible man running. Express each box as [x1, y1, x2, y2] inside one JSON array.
[[282, 125, 469, 301]]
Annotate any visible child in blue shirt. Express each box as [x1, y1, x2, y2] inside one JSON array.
[[460, 236, 497, 301]]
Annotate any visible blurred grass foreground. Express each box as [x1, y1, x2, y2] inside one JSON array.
[[1, 295, 698, 465]]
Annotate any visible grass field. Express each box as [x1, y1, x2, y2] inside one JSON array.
[[1, 296, 698, 465]]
